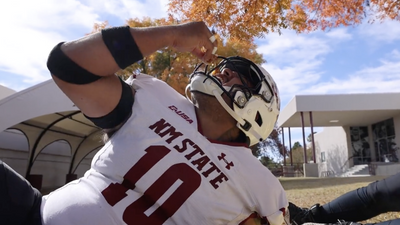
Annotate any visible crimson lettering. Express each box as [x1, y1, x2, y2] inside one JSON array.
[[201, 162, 220, 178], [149, 118, 229, 190], [209, 173, 229, 189], [190, 155, 210, 171], [149, 119, 183, 144], [173, 138, 194, 153], [184, 145, 203, 160]]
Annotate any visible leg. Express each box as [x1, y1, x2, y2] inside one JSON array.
[[302, 218, 400, 225], [370, 219, 400, 225], [0, 160, 42, 225], [290, 173, 400, 224], [314, 173, 400, 223]]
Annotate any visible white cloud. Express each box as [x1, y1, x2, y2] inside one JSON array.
[[81, 0, 169, 22], [358, 20, 400, 43], [257, 31, 331, 64], [257, 29, 352, 101], [0, 0, 171, 88], [306, 54, 400, 94], [257, 23, 400, 103], [390, 49, 400, 60], [325, 28, 353, 40], [1, 0, 99, 31], [262, 63, 322, 100], [0, 0, 100, 85]]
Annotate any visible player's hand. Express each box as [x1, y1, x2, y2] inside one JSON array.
[[170, 21, 218, 64]]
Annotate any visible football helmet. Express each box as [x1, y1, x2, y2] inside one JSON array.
[[186, 56, 280, 146]]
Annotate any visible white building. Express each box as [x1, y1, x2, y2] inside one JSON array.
[[278, 93, 400, 177]]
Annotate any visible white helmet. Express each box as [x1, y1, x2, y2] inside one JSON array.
[[186, 56, 280, 146]]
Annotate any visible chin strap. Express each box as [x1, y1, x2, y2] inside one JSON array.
[[212, 89, 263, 142]]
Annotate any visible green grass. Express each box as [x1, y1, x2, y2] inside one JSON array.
[[280, 176, 400, 224], [42, 176, 400, 224]]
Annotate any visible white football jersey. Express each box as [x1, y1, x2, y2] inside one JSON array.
[[41, 74, 288, 225]]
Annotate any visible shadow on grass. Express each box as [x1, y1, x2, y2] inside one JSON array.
[[279, 176, 388, 190]]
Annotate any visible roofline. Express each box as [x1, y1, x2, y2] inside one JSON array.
[[277, 92, 400, 127]]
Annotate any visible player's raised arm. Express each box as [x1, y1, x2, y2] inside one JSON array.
[[46, 21, 217, 129]]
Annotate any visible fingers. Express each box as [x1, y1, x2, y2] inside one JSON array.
[[173, 21, 218, 63], [200, 32, 218, 64], [209, 36, 218, 54]]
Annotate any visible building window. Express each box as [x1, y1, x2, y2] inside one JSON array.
[[350, 126, 371, 165], [321, 152, 326, 162], [372, 118, 398, 162]]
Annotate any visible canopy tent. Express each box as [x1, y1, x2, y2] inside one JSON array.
[[0, 80, 104, 178], [0, 84, 16, 99]]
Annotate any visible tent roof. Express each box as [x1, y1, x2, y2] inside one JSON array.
[[0, 79, 103, 175], [0, 84, 16, 99]]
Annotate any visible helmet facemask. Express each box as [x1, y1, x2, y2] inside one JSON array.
[[186, 56, 280, 146]]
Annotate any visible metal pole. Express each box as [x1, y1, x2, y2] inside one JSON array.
[[300, 112, 308, 163], [288, 127, 293, 166], [281, 127, 286, 166], [310, 111, 316, 163]]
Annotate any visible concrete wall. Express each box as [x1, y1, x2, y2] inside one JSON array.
[[374, 163, 400, 176], [314, 126, 349, 176], [303, 163, 319, 177]]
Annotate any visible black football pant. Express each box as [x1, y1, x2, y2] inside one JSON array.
[[0, 160, 42, 225], [315, 172, 400, 225]]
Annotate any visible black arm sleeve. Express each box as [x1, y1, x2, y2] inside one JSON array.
[[101, 26, 143, 69], [47, 42, 102, 84], [84, 77, 134, 129]]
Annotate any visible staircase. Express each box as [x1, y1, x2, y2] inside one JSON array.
[[339, 164, 370, 177]]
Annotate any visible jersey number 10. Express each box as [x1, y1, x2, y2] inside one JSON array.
[[101, 145, 202, 224]]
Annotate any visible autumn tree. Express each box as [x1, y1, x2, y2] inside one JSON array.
[[283, 140, 316, 164], [88, 18, 265, 95], [292, 141, 302, 150], [168, 0, 400, 40], [88, 18, 284, 158], [289, 146, 313, 164]]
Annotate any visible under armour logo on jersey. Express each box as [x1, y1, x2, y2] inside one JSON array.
[[218, 153, 234, 170]]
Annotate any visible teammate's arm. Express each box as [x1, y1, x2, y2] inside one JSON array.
[[46, 22, 217, 129]]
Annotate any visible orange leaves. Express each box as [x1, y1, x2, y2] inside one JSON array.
[[216, 35, 265, 64], [168, 0, 291, 40], [160, 69, 189, 96], [369, 0, 400, 21], [168, 0, 399, 40], [87, 17, 263, 94]]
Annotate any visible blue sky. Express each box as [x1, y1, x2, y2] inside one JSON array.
[[1, 0, 400, 149]]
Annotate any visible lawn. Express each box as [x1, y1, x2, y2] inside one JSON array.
[[280, 176, 400, 224]]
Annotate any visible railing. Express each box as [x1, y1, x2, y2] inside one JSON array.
[[381, 148, 399, 162], [340, 156, 354, 172], [268, 163, 304, 177], [368, 164, 378, 175]]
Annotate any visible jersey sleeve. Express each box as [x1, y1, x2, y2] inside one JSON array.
[[244, 163, 289, 225]]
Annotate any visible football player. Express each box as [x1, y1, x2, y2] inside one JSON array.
[[2, 21, 288, 225]]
